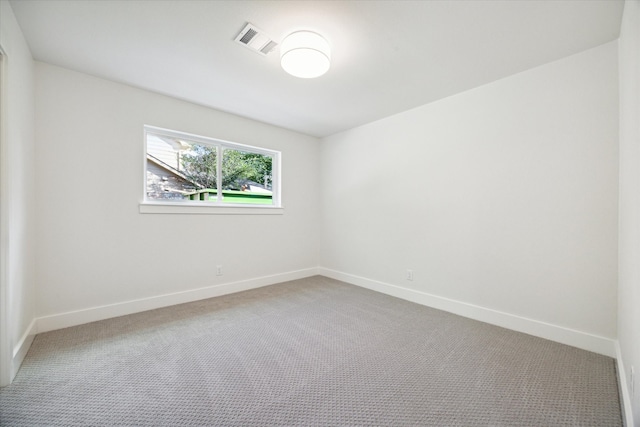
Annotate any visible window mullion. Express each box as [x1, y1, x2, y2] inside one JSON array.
[[216, 145, 223, 203]]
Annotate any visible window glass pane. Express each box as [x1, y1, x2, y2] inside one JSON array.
[[146, 135, 215, 201], [221, 148, 273, 205], [181, 143, 218, 201]]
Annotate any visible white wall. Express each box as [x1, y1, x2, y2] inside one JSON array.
[[34, 62, 320, 320], [0, 0, 37, 384], [618, 0, 640, 424], [320, 42, 619, 346]]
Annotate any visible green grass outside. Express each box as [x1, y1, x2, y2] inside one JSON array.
[[186, 189, 273, 205]]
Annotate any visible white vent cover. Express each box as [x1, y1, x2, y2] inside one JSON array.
[[234, 23, 278, 56]]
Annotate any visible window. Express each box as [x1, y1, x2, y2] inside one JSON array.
[[142, 126, 280, 212]]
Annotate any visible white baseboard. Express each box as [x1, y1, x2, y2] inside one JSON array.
[[36, 268, 319, 334], [318, 268, 616, 358], [615, 341, 635, 427], [11, 318, 36, 380]]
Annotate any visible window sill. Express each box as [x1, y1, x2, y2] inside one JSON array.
[[139, 201, 284, 215]]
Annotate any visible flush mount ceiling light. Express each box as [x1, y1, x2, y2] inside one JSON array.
[[280, 31, 331, 78]]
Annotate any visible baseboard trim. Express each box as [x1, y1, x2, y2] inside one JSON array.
[[318, 268, 616, 358], [11, 318, 36, 380], [36, 268, 319, 334], [615, 341, 635, 427]]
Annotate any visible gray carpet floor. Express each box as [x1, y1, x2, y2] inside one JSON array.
[[0, 276, 623, 426]]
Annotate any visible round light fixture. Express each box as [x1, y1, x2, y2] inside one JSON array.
[[280, 31, 331, 79]]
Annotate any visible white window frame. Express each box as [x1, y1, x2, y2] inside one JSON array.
[[140, 125, 282, 215]]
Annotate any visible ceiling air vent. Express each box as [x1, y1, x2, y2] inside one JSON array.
[[234, 23, 278, 56]]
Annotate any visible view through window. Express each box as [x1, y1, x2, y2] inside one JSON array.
[[145, 126, 279, 206]]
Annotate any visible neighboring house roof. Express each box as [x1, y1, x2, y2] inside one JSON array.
[[146, 154, 202, 189]]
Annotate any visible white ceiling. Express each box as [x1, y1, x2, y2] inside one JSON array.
[[10, 0, 624, 138]]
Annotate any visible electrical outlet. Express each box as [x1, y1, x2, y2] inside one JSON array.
[[631, 366, 635, 397], [216, 265, 223, 276], [406, 269, 413, 281]]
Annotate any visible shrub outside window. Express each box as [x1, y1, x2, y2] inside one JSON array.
[[144, 126, 280, 207]]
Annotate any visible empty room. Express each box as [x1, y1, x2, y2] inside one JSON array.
[[0, 0, 639, 425]]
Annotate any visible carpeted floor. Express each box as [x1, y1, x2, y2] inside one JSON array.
[[0, 276, 623, 426]]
